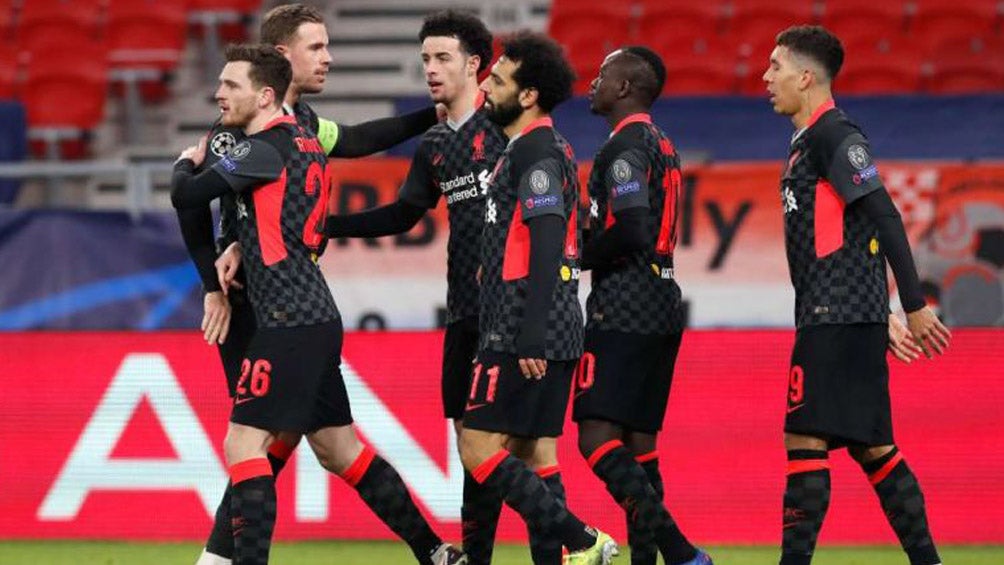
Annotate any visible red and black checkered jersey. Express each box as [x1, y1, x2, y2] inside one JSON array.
[[479, 117, 583, 361], [210, 115, 338, 329], [781, 100, 889, 327], [585, 113, 685, 335], [398, 106, 507, 323]]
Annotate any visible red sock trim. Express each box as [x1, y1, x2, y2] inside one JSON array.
[[586, 439, 624, 469], [268, 439, 295, 462], [786, 459, 830, 475], [869, 452, 904, 485], [229, 458, 273, 485], [340, 445, 376, 488], [472, 450, 510, 484], [634, 450, 659, 464], [536, 465, 560, 478]]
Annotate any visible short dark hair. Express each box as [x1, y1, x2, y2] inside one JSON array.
[[225, 43, 292, 104], [776, 25, 844, 82], [261, 3, 325, 46], [620, 46, 666, 106], [501, 31, 575, 113], [419, 9, 494, 73]]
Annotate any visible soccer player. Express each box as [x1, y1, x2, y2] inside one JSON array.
[[762, 25, 951, 565], [458, 31, 617, 565], [172, 44, 466, 565], [573, 47, 711, 565], [316, 11, 514, 564], [174, 5, 442, 564]]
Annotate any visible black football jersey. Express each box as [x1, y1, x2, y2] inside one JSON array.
[[209, 115, 338, 328], [781, 100, 889, 327], [585, 113, 685, 335], [399, 107, 507, 323], [479, 118, 583, 360]]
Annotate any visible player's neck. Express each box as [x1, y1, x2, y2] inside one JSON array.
[[245, 107, 284, 135], [445, 83, 479, 123], [504, 107, 545, 139], [284, 86, 302, 109], [606, 103, 648, 130], [792, 88, 833, 130]]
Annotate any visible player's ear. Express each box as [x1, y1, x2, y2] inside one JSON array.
[[519, 87, 538, 110], [467, 54, 481, 77], [274, 44, 289, 56]]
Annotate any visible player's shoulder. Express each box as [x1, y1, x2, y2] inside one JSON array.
[[810, 107, 866, 147], [206, 125, 246, 161]]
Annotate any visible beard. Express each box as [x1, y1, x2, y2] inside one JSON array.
[[486, 95, 523, 128]]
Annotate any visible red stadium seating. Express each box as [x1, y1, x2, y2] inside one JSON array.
[[636, 1, 726, 38], [662, 54, 739, 95], [24, 41, 108, 158], [189, 0, 262, 42], [0, 45, 18, 99], [910, 0, 1001, 47], [927, 36, 1004, 93], [16, 0, 103, 53], [107, 0, 187, 102], [725, 0, 817, 39], [548, 3, 632, 94], [838, 38, 926, 94], [820, 0, 908, 41], [0, 0, 13, 39]]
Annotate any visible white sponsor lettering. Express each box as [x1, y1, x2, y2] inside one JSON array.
[[782, 185, 798, 214], [38, 354, 226, 519], [440, 171, 476, 193]]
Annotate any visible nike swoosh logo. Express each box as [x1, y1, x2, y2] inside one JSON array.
[[465, 402, 488, 411], [786, 403, 804, 414], [235, 397, 255, 405]]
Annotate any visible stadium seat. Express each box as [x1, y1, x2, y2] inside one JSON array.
[[909, 0, 1001, 47], [548, 3, 632, 94], [838, 40, 925, 94], [189, 0, 262, 42], [107, 0, 186, 73], [16, 0, 103, 53], [663, 53, 739, 95], [0, 46, 18, 99], [23, 41, 108, 159], [0, 0, 13, 39], [927, 36, 1004, 94], [820, 0, 908, 40], [636, 1, 726, 40], [725, 0, 817, 39]]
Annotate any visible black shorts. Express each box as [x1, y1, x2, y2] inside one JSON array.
[[462, 350, 576, 438], [442, 316, 479, 419], [230, 319, 353, 434], [784, 323, 893, 448], [217, 288, 256, 397], [572, 329, 683, 433]]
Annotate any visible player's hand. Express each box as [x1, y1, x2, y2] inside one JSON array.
[[215, 242, 244, 295], [887, 313, 921, 364], [179, 135, 208, 167], [202, 291, 231, 345], [905, 306, 951, 358], [518, 358, 547, 380]]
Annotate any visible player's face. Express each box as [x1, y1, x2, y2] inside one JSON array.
[[280, 22, 331, 95], [480, 57, 524, 127], [215, 61, 263, 127], [421, 36, 476, 104], [763, 45, 805, 116], [588, 50, 624, 115]]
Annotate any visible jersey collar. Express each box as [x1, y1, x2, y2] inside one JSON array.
[[791, 99, 836, 144], [611, 113, 652, 137], [507, 116, 553, 147], [263, 114, 296, 130]]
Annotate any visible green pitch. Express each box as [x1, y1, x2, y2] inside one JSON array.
[[0, 541, 1001, 564]]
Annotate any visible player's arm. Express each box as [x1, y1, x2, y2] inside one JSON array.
[[580, 148, 651, 271], [513, 156, 567, 374], [171, 138, 286, 208], [175, 206, 222, 292], [317, 106, 438, 158], [819, 128, 950, 355], [322, 137, 435, 237]]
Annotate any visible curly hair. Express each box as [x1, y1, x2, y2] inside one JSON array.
[[501, 31, 575, 113], [419, 10, 494, 73], [776, 25, 844, 82]]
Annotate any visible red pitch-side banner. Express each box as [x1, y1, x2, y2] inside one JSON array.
[[1, 330, 1001, 544]]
